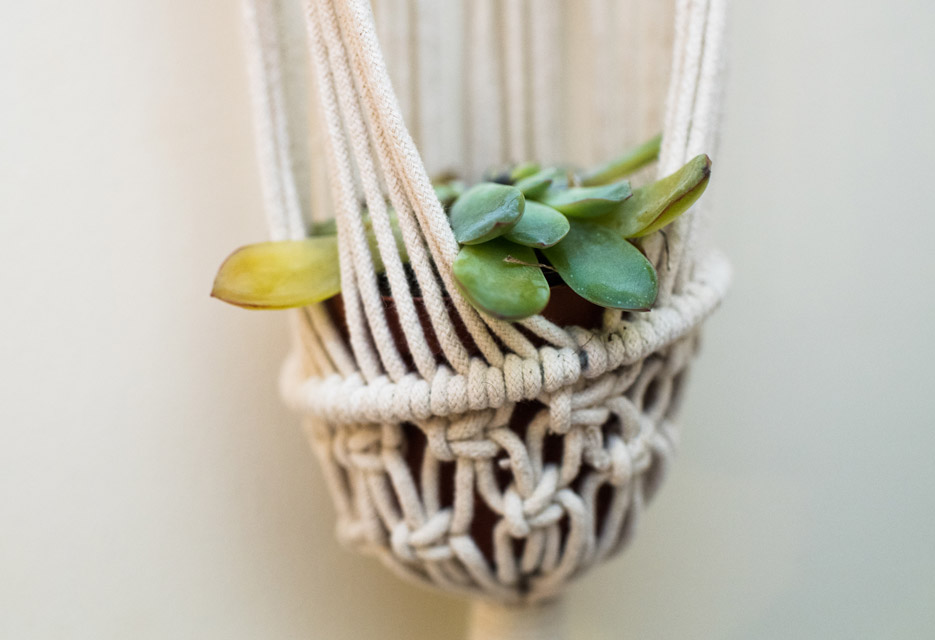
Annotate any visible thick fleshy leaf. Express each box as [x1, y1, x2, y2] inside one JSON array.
[[450, 183, 525, 244], [212, 237, 340, 309], [453, 239, 550, 320], [539, 181, 633, 218], [510, 162, 541, 182], [602, 154, 711, 238], [543, 220, 657, 310], [503, 201, 570, 248], [513, 169, 557, 199], [580, 133, 662, 186]]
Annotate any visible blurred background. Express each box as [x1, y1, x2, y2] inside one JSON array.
[[2, 1, 934, 638]]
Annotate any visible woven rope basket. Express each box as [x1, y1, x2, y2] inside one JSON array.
[[241, 0, 729, 633]]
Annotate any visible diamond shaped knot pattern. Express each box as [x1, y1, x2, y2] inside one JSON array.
[[281, 253, 729, 604]]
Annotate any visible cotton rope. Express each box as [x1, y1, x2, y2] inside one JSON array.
[[241, 0, 306, 241], [239, 0, 730, 636]]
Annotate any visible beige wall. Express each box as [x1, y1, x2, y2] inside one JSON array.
[[2, 1, 935, 638]]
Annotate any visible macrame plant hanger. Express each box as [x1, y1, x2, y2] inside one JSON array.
[[240, 1, 729, 638]]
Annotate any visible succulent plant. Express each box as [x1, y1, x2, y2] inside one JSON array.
[[447, 136, 711, 319], [212, 134, 713, 324]]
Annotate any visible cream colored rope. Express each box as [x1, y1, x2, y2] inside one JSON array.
[[652, 0, 728, 300], [240, 0, 731, 633], [241, 0, 306, 241], [282, 251, 729, 424]]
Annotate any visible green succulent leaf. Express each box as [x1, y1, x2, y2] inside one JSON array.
[[510, 162, 541, 182], [450, 183, 525, 244], [543, 220, 658, 310], [580, 133, 662, 186], [602, 154, 711, 238], [503, 201, 570, 248], [453, 239, 550, 320], [539, 181, 633, 218], [512, 171, 554, 199], [211, 237, 340, 310]]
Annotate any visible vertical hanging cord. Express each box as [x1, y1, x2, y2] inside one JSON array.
[[333, 0, 549, 364], [675, 0, 727, 291], [657, 0, 692, 175], [374, 0, 573, 352], [328, 0, 504, 371], [344, 13, 503, 372], [643, 0, 692, 302], [305, 0, 387, 382], [312, 0, 440, 382], [240, 0, 307, 241], [242, 0, 357, 378], [649, 0, 711, 303], [305, 305, 357, 376], [352, 0, 479, 373]]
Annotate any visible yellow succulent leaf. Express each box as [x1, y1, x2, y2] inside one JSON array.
[[211, 237, 340, 310]]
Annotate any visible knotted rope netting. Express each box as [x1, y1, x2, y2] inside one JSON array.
[[240, 0, 729, 636]]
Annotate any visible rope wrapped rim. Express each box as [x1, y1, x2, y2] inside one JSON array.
[[282, 250, 729, 425]]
